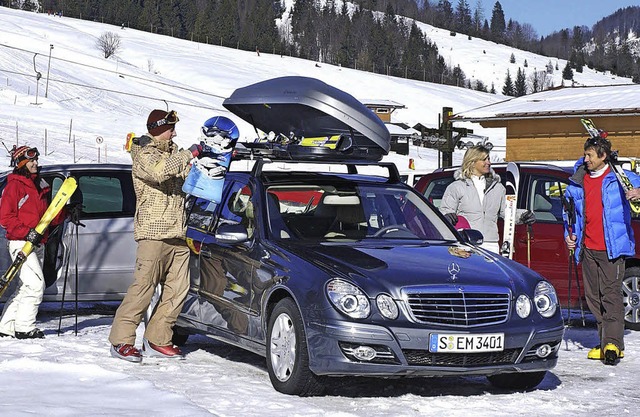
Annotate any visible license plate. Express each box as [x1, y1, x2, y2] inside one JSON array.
[[429, 333, 504, 353]]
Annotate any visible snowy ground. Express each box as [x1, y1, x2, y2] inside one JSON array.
[[0, 304, 637, 416]]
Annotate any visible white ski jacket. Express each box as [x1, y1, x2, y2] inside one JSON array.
[[439, 167, 506, 246]]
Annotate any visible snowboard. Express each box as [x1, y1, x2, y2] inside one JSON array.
[[182, 116, 239, 204], [500, 162, 519, 259], [580, 118, 640, 214], [0, 176, 78, 297]]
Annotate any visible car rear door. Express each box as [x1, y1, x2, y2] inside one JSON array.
[[45, 169, 136, 301], [513, 172, 572, 299]]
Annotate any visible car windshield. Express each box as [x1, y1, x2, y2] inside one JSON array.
[[266, 183, 457, 241]]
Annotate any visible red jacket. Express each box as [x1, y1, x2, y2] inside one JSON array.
[[0, 173, 62, 242]]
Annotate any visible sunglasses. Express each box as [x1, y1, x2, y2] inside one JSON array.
[[147, 110, 179, 130]]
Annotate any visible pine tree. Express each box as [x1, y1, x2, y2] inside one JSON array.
[[490, 1, 506, 42], [515, 67, 527, 96], [502, 69, 514, 96], [562, 61, 574, 81]]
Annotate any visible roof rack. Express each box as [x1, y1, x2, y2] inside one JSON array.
[[239, 144, 400, 183]]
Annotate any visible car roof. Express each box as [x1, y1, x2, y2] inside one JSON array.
[[1, 163, 131, 179], [431, 162, 570, 174]]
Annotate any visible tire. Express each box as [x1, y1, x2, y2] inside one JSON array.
[[487, 371, 546, 391], [623, 266, 640, 331], [266, 298, 325, 396]]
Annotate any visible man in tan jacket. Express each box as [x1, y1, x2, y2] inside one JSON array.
[[109, 109, 201, 362]]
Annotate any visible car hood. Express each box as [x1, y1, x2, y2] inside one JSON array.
[[279, 241, 532, 294], [223, 76, 390, 158]]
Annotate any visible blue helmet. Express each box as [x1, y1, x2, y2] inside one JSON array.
[[202, 116, 239, 141]]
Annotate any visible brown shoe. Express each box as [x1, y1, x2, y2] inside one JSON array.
[[143, 339, 184, 359]]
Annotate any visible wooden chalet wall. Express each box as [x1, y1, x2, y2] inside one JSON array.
[[479, 116, 640, 162]]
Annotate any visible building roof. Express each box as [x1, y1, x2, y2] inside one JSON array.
[[385, 123, 419, 136], [454, 84, 640, 121], [361, 99, 407, 109]]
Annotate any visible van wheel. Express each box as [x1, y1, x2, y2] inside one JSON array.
[[487, 371, 546, 391], [266, 298, 324, 396], [623, 266, 640, 331]]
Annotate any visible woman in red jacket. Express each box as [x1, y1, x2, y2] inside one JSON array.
[[0, 146, 60, 339]]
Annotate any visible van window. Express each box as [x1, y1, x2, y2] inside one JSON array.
[[52, 173, 135, 219], [528, 176, 566, 223], [422, 177, 455, 208]]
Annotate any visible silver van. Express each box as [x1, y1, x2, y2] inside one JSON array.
[[0, 164, 136, 302]]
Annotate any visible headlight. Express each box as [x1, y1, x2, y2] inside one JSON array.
[[534, 281, 558, 318], [376, 294, 399, 320], [326, 279, 370, 319], [515, 294, 531, 318]]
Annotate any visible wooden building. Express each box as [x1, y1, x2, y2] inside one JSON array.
[[361, 100, 406, 123], [453, 84, 640, 162]]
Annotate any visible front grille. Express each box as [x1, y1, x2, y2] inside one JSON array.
[[405, 288, 511, 327], [403, 348, 520, 366]]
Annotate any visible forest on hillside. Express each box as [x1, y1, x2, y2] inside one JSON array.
[[5, 0, 640, 96]]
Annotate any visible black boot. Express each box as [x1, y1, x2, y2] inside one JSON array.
[[15, 328, 45, 339]]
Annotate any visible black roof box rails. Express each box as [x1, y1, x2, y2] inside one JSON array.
[[247, 156, 402, 184], [223, 76, 391, 162]]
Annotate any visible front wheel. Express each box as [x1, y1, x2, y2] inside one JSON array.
[[266, 298, 324, 396], [487, 371, 546, 391], [623, 266, 640, 331]]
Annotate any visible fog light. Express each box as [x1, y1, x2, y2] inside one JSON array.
[[536, 344, 552, 358], [352, 346, 377, 361]]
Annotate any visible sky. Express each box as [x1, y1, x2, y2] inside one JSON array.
[[496, 0, 639, 37], [1, 6, 639, 416]]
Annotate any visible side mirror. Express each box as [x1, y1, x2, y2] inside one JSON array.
[[215, 223, 248, 244], [460, 229, 484, 246]]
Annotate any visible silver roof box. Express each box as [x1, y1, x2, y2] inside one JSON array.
[[223, 76, 390, 162]]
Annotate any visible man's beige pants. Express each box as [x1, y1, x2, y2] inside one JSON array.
[[109, 239, 190, 347]]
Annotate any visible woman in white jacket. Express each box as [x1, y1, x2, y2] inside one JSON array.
[[439, 146, 535, 253]]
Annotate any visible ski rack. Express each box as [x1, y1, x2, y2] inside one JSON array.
[[234, 143, 400, 183]]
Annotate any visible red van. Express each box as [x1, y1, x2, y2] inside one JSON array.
[[415, 162, 640, 330]]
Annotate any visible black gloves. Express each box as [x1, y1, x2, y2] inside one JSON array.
[[520, 210, 536, 225], [189, 144, 202, 157], [25, 228, 43, 246], [444, 212, 458, 225]]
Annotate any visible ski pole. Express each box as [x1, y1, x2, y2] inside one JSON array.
[[526, 224, 532, 269], [567, 248, 573, 327], [573, 256, 586, 326], [57, 227, 72, 335]]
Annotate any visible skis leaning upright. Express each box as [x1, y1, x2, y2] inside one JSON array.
[[0, 176, 78, 297], [500, 162, 519, 259], [580, 118, 640, 214]]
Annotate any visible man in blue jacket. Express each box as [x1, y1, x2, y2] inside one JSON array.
[[563, 135, 640, 365]]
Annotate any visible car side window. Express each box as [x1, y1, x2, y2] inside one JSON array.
[[220, 181, 255, 239], [528, 176, 567, 223], [422, 177, 454, 208], [71, 174, 135, 219]]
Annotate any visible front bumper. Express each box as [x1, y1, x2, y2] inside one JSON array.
[[305, 319, 564, 377]]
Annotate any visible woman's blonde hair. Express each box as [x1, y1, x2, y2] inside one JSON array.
[[461, 145, 490, 178]]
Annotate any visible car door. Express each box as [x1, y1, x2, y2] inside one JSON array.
[[44, 170, 136, 301], [195, 178, 257, 338], [513, 172, 573, 303]]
